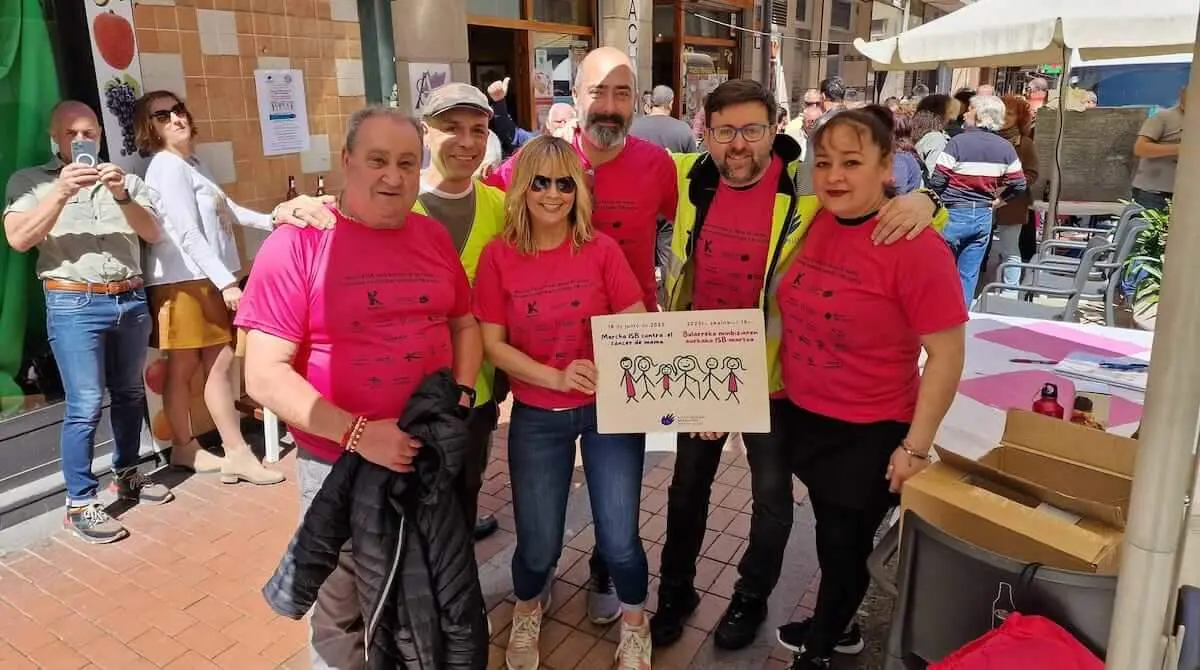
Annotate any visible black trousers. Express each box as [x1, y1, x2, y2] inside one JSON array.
[[780, 402, 905, 657], [657, 399, 794, 600], [456, 400, 499, 530]]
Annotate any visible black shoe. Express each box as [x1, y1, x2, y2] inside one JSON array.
[[649, 586, 700, 647], [112, 468, 174, 505], [474, 514, 499, 541], [714, 592, 768, 650], [776, 617, 865, 655], [788, 651, 832, 669]]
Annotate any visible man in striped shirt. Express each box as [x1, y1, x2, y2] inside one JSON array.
[[929, 94, 1027, 304]]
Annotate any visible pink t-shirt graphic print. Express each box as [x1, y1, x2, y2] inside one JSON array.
[[484, 132, 677, 311], [235, 210, 471, 462], [473, 233, 642, 410]]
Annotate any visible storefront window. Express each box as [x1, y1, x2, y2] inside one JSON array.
[[533, 0, 590, 26], [530, 32, 589, 129], [684, 10, 733, 38], [467, 0, 522, 19], [653, 4, 675, 39], [682, 46, 734, 119]]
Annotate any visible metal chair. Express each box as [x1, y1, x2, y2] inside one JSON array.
[[1037, 202, 1144, 266], [868, 511, 1117, 669], [973, 241, 1114, 321]]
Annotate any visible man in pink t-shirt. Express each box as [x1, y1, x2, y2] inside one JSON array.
[[235, 108, 482, 668], [485, 47, 678, 313]]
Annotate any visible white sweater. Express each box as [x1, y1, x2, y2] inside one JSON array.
[[144, 151, 273, 289]]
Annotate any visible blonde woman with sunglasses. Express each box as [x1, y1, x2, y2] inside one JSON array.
[[472, 136, 652, 669]]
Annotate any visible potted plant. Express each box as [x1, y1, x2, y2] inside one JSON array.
[[1124, 206, 1169, 330]]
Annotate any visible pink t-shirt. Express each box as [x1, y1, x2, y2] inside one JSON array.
[[484, 132, 677, 312], [234, 210, 471, 462], [692, 155, 784, 310], [473, 232, 642, 410], [777, 209, 967, 424]]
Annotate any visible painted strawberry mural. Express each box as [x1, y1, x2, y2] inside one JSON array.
[[94, 10, 135, 71]]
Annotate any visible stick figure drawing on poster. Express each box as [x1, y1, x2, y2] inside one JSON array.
[[701, 357, 724, 400], [635, 356, 656, 399], [724, 357, 744, 403], [674, 355, 701, 398], [619, 357, 637, 403], [658, 363, 675, 398]]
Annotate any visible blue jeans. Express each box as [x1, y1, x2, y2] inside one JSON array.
[[942, 205, 995, 305], [45, 287, 152, 506], [508, 401, 648, 607]]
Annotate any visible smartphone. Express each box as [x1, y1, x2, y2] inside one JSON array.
[[70, 138, 99, 167]]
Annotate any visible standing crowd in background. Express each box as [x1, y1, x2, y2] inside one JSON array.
[[39, 47, 1197, 670]]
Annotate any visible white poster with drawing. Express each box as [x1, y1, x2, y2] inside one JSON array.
[[591, 309, 770, 434], [408, 62, 452, 116]]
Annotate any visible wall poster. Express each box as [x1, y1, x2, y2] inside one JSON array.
[[408, 62, 452, 116]]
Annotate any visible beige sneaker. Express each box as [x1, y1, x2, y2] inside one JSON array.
[[616, 618, 652, 670], [505, 604, 543, 670]]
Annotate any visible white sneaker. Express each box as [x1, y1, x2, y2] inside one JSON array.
[[616, 618, 653, 670], [505, 604, 543, 670]]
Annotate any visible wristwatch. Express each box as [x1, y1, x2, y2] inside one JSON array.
[[113, 191, 132, 205], [457, 384, 477, 407]]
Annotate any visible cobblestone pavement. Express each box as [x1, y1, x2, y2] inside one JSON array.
[[0, 406, 890, 669]]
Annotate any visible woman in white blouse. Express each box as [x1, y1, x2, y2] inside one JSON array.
[[134, 90, 328, 484]]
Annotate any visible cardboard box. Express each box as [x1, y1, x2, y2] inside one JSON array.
[[901, 410, 1139, 573]]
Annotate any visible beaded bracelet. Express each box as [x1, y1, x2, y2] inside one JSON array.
[[901, 439, 930, 460], [341, 416, 367, 453]]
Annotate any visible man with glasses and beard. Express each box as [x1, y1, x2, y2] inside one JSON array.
[[484, 45, 678, 626], [653, 79, 943, 652]]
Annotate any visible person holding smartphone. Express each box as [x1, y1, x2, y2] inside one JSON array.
[[3, 101, 171, 543], [132, 90, 332, 484]]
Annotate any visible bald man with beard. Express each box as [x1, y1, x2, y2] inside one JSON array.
[[4, 101, 172, 544], [486, 46, 677, 315]]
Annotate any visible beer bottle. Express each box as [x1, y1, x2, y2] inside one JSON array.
[[286, 175, 298, 200], [315, 175, 326, 196]]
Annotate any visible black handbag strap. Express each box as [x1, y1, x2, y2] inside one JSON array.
[[1014, 562, 1044, 613]]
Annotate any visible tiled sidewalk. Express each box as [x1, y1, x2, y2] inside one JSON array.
[[0, 409, 834, 669]]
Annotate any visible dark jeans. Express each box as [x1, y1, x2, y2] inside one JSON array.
[[779, 402, 906, 658], [805, 497, 892, 656], [1018, 212, 1038, 262], [1131, 187, 1172, 214], [508, 401, 648, 606], [1122, 189, 1171, 297], [659, 399, 794, 600], [45, 287, 152, 506], [457, 400, 499, 529]]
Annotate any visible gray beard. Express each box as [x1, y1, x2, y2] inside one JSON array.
[[585, 123, 628, 149]]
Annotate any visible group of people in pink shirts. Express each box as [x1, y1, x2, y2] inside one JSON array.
[[232, 46, 967, 670]]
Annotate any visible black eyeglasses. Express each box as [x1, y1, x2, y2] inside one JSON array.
[[530, 175, 577, 194], [804, 101, 822, 107], [150, 102, 189, 123], [708, 124, 769, 144]]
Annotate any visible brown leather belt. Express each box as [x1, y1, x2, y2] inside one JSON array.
[[44, 277, 144, 295]]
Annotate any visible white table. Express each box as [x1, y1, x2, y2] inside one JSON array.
[[935, 314, 1151, 459]]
